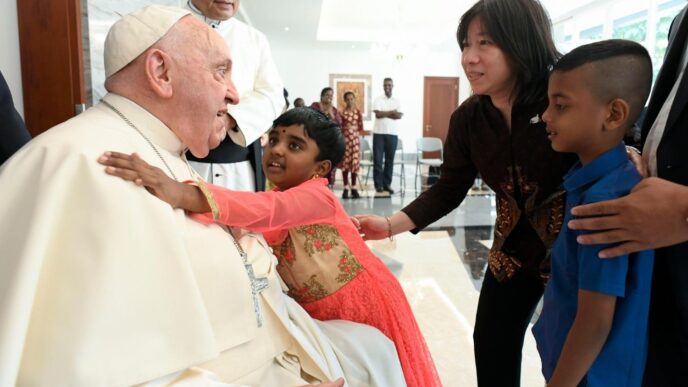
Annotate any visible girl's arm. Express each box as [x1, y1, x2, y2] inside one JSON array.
[[99, 152, 338, 232], [546, 290, 616, 387], [98, 152, 210, 213], [193, 179, 337, 232]]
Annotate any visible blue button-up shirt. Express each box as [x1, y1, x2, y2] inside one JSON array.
[[533, 142, 654, 386]]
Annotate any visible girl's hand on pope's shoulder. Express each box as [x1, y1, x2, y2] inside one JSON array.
[[97, 151, 189, 208]]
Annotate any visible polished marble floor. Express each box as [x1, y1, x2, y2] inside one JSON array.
[[334, 163, 545, 386]]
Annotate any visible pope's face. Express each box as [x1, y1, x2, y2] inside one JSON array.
[[192, 0, 240, 21], [174, 21, 239, 157]]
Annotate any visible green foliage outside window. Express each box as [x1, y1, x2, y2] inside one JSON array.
[[612, 20, 647, 41]]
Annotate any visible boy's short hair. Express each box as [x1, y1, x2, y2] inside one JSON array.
[[272, 107, 345, 166], [553, 39, 652, 124]]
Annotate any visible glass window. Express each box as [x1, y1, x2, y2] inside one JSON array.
[[613, 11, 648, 42], [550, 0, 686, 78], [579, 25, 603, 41]]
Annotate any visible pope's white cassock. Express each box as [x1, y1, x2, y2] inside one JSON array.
[[0, 93, 405, 386]]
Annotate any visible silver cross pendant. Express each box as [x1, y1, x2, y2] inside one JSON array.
[[243, 259, 270, 327]]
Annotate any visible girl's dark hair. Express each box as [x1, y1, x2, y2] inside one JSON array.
[[320, 87, 334, 98], [272, 107, 345, 166], [457, 0, 560, 106], [343, 91, 355, 99]]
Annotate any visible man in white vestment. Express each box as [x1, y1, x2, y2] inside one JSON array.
[[0, 6, 405, 386], [185, 0, 284, 192]]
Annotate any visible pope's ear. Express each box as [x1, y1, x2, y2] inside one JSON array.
[[144, 49, 174, 99]]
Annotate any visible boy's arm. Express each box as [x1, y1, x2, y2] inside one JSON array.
[[547, 290, 616, 387]]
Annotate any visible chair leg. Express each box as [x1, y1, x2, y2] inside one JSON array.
[[415, 162, 419, 193], [400, 163, 405, 196], [363, 166, 371, 189]]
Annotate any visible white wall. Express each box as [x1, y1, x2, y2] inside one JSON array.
[[270, 40, 470, 153], [0, 0, 24, 117]]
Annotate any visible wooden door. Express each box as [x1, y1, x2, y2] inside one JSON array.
[[17, 0, 85, 137], [422, 76, 458, 158], [423, 76, 459, 142]]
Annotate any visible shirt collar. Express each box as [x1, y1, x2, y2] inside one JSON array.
[[99, 93, 187, 156], [563, 142, 628, 192], [186, 1, 232, 30]]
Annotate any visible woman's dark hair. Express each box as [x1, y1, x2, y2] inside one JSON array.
[[457, 0, 560, 106], [272, 107, 345, 166], [320, 87, 334, 98], [343, 91, 355, 99]]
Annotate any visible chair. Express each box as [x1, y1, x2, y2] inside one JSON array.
[[359, 137, 374, 190], [359, 137, 405, 195], [415, 137, 443, 192]]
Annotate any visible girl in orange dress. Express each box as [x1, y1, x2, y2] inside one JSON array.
[[339, 91, 364, 199], [100, 107, 442, 387]]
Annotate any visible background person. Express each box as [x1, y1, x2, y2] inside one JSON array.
[[0, 70, 31, 165], [372, 77, 402, 194], [311, 87, 343, 187], [340, 91, 364, 199], [185, 0, 284, 192]]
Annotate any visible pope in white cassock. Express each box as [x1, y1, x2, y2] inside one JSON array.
[[0, 5, 405, 386]]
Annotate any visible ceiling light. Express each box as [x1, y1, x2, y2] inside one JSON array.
[[284, 27, 290, 32]]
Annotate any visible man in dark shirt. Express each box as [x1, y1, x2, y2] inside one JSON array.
[[0, 71, 31, 165]]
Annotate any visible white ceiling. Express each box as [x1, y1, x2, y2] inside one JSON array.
[[239, 0, 596, 52]]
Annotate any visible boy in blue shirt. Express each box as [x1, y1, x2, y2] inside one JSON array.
[[532, 39, 655, 387]]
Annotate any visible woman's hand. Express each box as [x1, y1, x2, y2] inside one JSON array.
[[569, 177, 688, 257], [353, 214, 390, 240], [98, 151, 189, 208]]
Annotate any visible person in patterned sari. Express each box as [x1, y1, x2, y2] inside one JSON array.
[[310, 87, 343, 188], [99, 107, 442, 387], [339, 91, 364, 199]]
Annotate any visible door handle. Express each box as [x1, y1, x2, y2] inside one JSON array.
[[425, 125, 431, 134]]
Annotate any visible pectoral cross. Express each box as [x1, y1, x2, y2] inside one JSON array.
[[227, 228, 270, 328], [241, 252, 270, 327]]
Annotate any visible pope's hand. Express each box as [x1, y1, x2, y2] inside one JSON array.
[[353, 214, 389, 240], [98, 151, 189, 208], [568, 177, 688, 257]]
